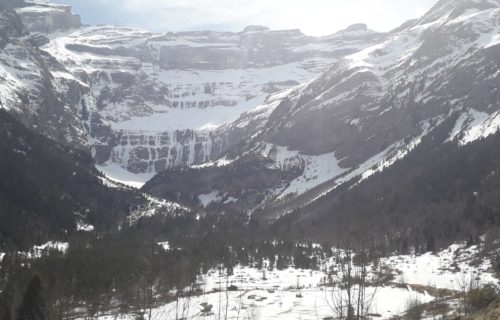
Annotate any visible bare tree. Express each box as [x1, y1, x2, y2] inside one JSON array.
[[150, 279, 196, 320], [405, 296, 424, 320], [455, 272, 480, 316], [213, 261, 235, 320], [325, 237, 379, 320], [128, 242, 156, 320], [178, 282, 196, 320], [167, 257, 197, 320], [244, 303, 259, 320]]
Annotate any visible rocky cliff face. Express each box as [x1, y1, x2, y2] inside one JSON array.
[[16, 0, 81, 33], [105, 130, 213, 174], [0, 3, 87, 149], [31, 16, 383, 183]]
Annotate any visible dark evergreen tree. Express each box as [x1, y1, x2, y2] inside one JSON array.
[[16, 275, 46, 320]]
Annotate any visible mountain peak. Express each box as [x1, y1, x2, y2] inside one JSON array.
[[418, 0, 500, 25], [242, 25, 270, 33], [344, 23, 368, 32]]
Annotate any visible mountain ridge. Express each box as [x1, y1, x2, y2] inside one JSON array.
[[143, 0, 500, 213]]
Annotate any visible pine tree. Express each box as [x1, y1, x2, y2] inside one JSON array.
[[0, 281, 17, 320], [16, 275, 46, 320]]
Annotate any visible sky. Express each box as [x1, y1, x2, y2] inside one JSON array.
[[58, 0, 439, 36]]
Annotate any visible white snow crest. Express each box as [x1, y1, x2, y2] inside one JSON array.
[[448, 109, 500, 145]]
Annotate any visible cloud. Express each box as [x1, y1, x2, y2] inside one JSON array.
[[62, 0, 439, 35]]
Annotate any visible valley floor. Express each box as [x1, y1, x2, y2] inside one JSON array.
[[86, 241, 499, 320]]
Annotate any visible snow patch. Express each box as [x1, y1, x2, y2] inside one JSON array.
[[26, 241, 69, 258], [191, 157, 234, 169], [96, 163, 155, 189], [198, 191, 221, 207], [460, 110, 500, 145], [76, 222, 94, 232], [128, 194, 186, 223], [276, 149, 348, 199], [158, 241, 170, 251], [381, 243, 499, 290], [112, 96, 266, 132], [448, 109, 500, 145]]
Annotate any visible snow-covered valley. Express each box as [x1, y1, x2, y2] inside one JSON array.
[[65, 240, 499, 320]]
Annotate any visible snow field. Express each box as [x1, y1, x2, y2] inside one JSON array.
[[86, 240, 498, 320], [96, 163, 156, 188], [380, 243, 499, 291]]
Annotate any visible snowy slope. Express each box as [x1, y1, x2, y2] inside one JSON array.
[[449, 109, 500, 145], [0, 6, 88, 148], [381, 242, 499, 290]]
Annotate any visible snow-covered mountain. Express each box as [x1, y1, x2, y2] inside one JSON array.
[[0, 0, 87, 148], [6, 1, 381, 186], [2, 0, 499, 213], [144, 0, 500, 212], [259, 0, 499, 163]]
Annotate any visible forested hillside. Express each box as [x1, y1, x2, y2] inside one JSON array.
[[272, 117, 500, 253], [0, 109, 147, 249]]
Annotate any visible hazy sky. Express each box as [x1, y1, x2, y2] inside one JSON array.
[[59, 0, 439, 36]]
